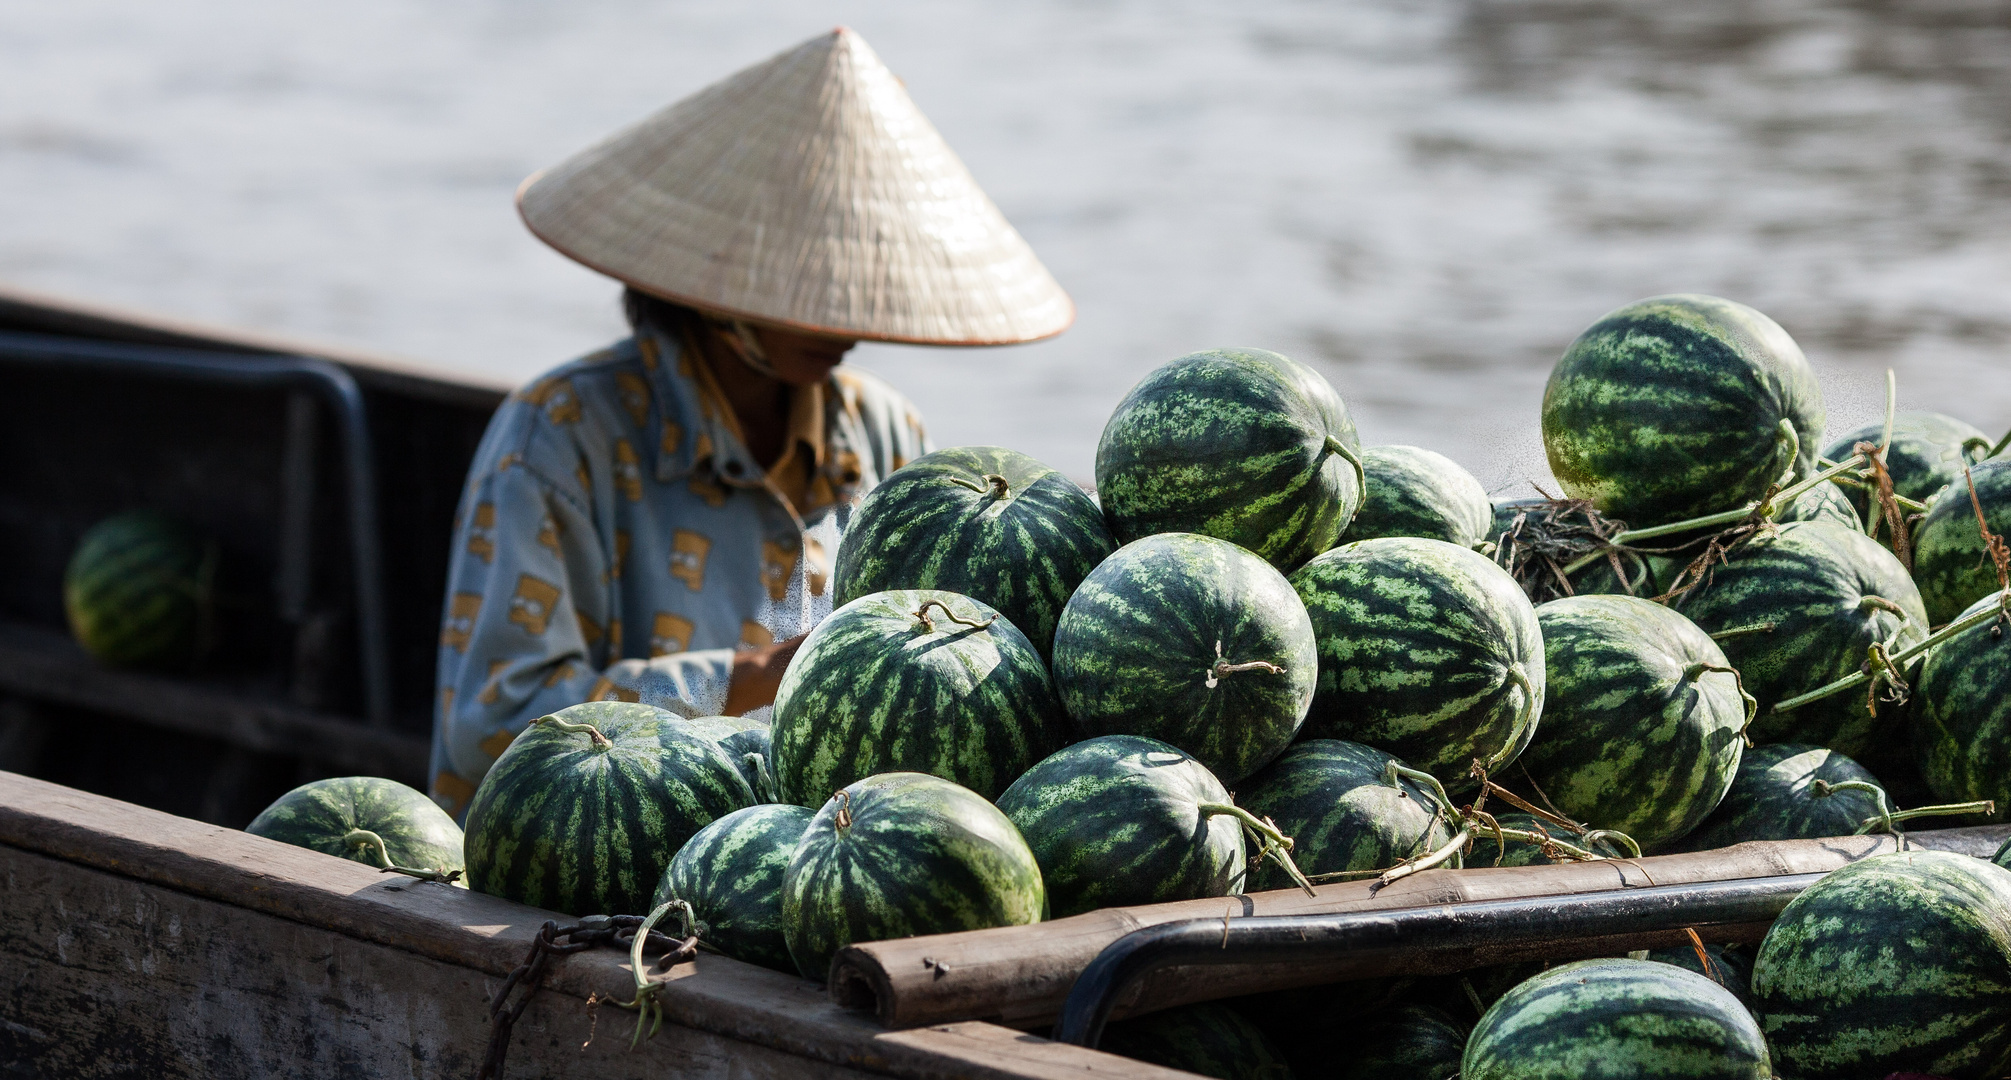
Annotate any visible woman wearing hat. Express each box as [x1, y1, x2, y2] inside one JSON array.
[[428, 28, 1072, 817]]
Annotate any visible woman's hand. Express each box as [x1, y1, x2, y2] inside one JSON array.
[[723, 633, 807, 715]]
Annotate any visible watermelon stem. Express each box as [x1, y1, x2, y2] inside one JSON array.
[[605, 899, 699, 1049], [1483, 667, 1541, 773], [340, 828, 462, 884], [1198, 802, 1316, 897], [1324, 436, 1368, 502], [1374, 827, 1473, 888], [1773, 592, 2010, 714], [1865, 799, 1997, 832], [947, 473, 1011, 498], [912, 600, 996, 634], [1604, 449, 1868, 551], [1681, 663, 1758, 744], [534, 714, 613, 748], [1857, 596, 1910, 620], [1708, 622, 1776, 642], [1205, 640, 1286, 687], [1989, 427, 2011, 460], [832, 790, 854, 831], [743, 753, 775, 803]]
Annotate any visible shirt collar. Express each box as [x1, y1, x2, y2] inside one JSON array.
[[640, 320, 831, 485]]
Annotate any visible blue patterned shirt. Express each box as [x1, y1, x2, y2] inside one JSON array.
[[427, 320, 930, 817]]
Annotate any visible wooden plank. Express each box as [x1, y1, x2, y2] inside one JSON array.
[[0, 620, 427, 782], [0, 772, 1191, 1080], [1, 846, 872, 1080], [834, 824, 2011, 1030]]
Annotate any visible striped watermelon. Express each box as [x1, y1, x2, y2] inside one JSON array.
[[1098, 1001, 1293, 1080], [770, 589, 1069, 806], [62, 510, 217, 669], [1518, 596, 1749, 851], [1052, 533, 1317, 784], [1333, 1003, 1467, 1080], [995, 736, 1245, 918], [831, 445, 1115, 659], [463, 701, 754, 916], [1340, 445, 1492, 550], [781, 772, 1043, 982], [1913, 591, 2011, 821], [1996, 835, 2011, 872], [1095, 348, 1363, 572], [1237, 739, 1453, 891], [1464, 958, 1769, 1080], [655, 803, 813, 973], [1289, 537, 1544, 788], [246, 775, 463, 876], [1670, 520, 1926, 757], [1541, 294, 1824, 531], [1820, 411, 1993, 531], [1912, 457, 2011, 624], [1679, 744, 1888, 850], [719, 727, 776, 803], [1465, 811, 1624, 867], [1646, 943, 1757, 1013], [1753, 850, 2011, 1079]]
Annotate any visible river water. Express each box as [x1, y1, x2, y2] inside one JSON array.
[[4, 0, 2009, 487]]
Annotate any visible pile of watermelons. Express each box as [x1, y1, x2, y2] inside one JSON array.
[[242, 294, 2011, 1080]]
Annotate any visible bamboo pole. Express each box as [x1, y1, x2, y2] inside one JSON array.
[[828, 824, 2011, 1030]]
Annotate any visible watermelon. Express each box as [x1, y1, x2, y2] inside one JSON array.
[[1912, 591, 2011, 821], [1911, 457, 2011, 624], [770, 589, 1069, 806], [1231, 979, 1415, 1076], [1646, 943, 1757, 1014], [1289, 537, 1544, 788], [654, 803, 813, 973], [1465, 811, 1626, 867], [781, 772, 1043, 982], [1052, 533, 1316, 784], [1679, 744, 1890, 850], [720, 727, 776, 803], [1541, 294, 1824, 531], [1340, 445, 1492, 550], [1669, 520, 1927, 757], [246, 775, 463, 876], [1095, 347, 1363, 572], [1329, 1003, 1467, 1080], [1463, 958, 1769, 1080], [1098, 1001, 1294, 1080], [1237, 739, 1453, 891], [464, 701, 754, 916], [1820, 411, 1994, 531], [1752, 850, 2011, 1079], [831, 445, 1115, 659], [1996, 835, 2011, 873], [1518, 596, 1749, 851], [62, 510, 217, 669], [995, 735, 1246, 918]]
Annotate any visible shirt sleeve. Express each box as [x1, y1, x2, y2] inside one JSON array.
[[427, 437, 724, 818]]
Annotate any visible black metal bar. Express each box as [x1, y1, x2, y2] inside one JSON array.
[[1052, 872, 1825, 1048], [0, 329, 394, 727]]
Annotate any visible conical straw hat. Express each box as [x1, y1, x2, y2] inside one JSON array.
[[519, 27, 1074, 346]]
